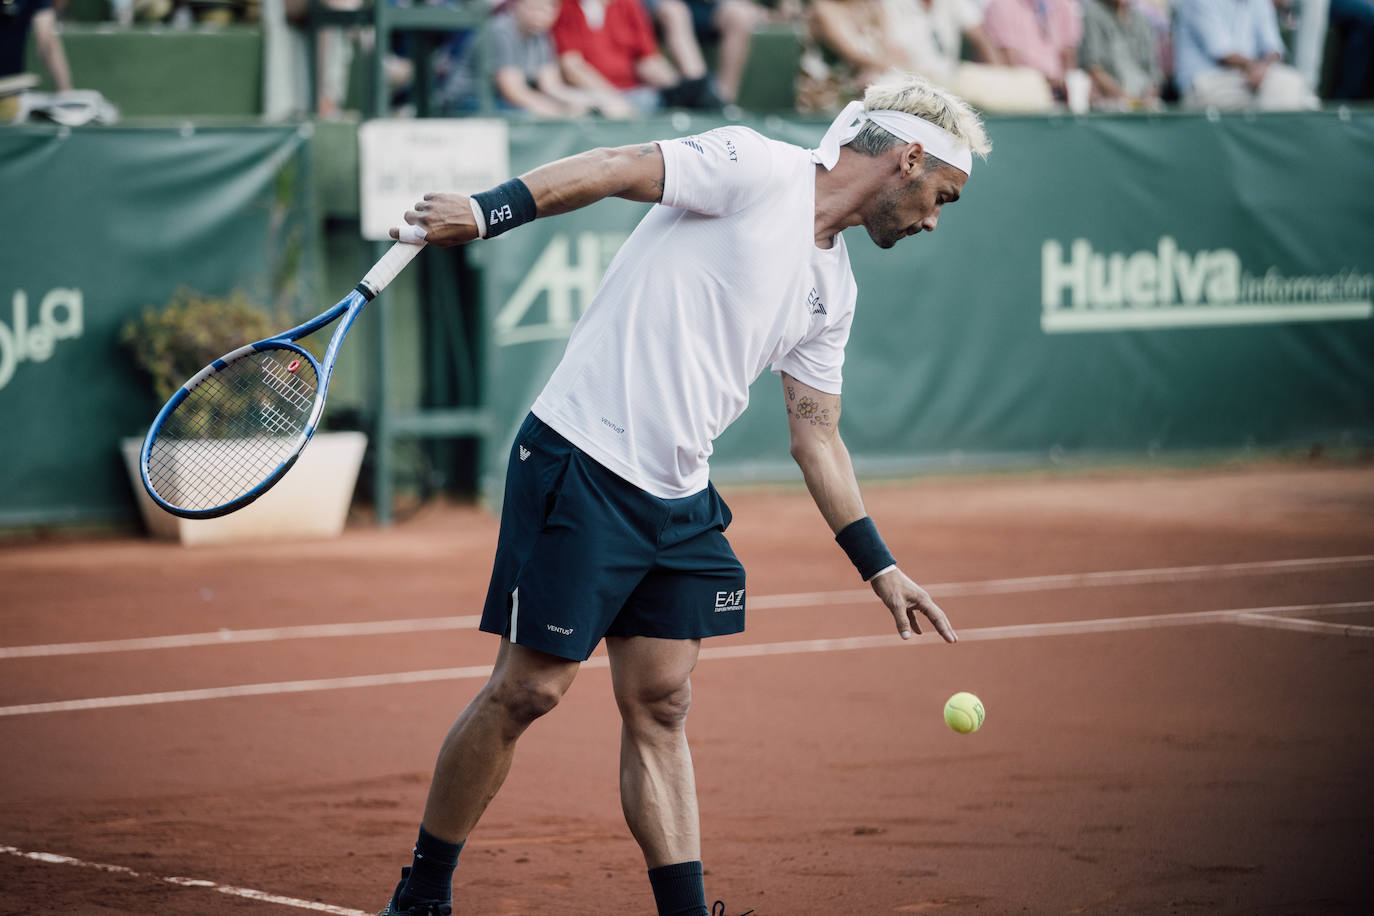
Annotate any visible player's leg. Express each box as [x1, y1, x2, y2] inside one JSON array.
[[609, 634, 703, 865], [382, 638, 580, 914], [381, 414, 605, 915], [421, 637, 581, 839], [605, 481, 746, 915], [608, 634, 707, 914]]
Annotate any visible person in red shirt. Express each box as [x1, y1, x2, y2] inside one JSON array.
[[552, 0, 722, 113]]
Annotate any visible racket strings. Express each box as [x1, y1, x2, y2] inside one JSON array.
[[146, 351, 320, 512]]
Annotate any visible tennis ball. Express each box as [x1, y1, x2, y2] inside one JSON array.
[[943, 692, 985, 734]]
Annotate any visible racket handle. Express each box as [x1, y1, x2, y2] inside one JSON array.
[[359, 240, 426, 299]]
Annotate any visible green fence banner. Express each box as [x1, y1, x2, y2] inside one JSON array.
[[3, 112, 1371, 527], [0, 124, 316, 526], [480, 111, 1374, 495]]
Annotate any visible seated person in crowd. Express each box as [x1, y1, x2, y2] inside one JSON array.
[[0, 0, 72, 117], [643, 0, 765, 105], [1329, 0, 1374, 100], [1173, 0, 1317, 109], [551, 0, 722, 112], [1131, 0, 1174, 90], [439, 0, 622, 117], [981, 0, 1083, 101], [883, 0, 1054, 112], [1080, 0, 1162, 108], [798, 0, 905, 111]]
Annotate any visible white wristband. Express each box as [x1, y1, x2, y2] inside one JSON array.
[[866, 564, 899, 582], [469, 197, 488, 239]]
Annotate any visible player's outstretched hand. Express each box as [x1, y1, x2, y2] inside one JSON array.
[[389, 192, 482, 247], [871, 569, 957, 643]]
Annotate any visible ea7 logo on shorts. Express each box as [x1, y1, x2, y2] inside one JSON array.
[[714, 589, 745, 612]]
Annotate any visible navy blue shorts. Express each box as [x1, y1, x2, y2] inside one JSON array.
[[479, 413, 747, 661]]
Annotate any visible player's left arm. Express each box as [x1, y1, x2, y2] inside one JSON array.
[[389, 143, 665, 246], [781, 372, 957, 644]]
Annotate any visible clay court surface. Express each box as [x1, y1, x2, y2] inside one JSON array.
[[2, 462, 1372, 915]]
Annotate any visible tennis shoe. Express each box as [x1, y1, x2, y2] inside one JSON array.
[[376, 867, 452, 916], [712, 902, 756, 916]]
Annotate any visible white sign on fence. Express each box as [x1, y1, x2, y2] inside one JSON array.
[[358, 119, 510, 242]]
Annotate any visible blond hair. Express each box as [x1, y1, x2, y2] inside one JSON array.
[[850, 72, 992, 165]]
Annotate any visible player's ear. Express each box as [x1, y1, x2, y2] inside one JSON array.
[[900, 142, 926, 178]]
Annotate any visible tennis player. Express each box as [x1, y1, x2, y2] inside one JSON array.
[[377, 71, 989, 916]]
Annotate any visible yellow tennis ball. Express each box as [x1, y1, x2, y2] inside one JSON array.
[[943, 692, 985, 734]]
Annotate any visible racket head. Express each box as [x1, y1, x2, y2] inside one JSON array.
[[140, 341, 325, 519]]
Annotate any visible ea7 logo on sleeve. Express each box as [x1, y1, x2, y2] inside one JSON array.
[[714, 589, 745, 612], [680, 137, 705, 155]]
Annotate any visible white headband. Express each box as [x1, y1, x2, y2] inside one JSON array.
[[810, 100, 973, 176]]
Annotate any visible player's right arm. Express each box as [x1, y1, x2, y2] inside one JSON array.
[[389, 143, 665, 246]]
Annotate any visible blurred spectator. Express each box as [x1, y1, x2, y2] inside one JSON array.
[[440, 0, 616, 116], [0, 0, 73, 113], [551, 0, 721, 112], [798, 0, 902, 110], [1130, 0, 1175, 97], [642, 0, 764, 105], [1173, 0, 1317, 108], [1329, 0, 1374, 99], [982, 0, 1083, 100], [1080, 0, 1162, 108], [883, 0, 1054, 111]]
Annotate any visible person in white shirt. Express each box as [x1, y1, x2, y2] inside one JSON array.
[[373, 71, 986, 916], [884, 0, 1055, 112]]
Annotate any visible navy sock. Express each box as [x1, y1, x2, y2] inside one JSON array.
[[648, 861, 708, 916], [397, 825, 464, 906]]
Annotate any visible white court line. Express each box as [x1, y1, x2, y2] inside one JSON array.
[[2, 602, 1369, 719], [749, 554, 1374, 608], [0, 616, 483, 659], [4, 554, 1371, 660], [1231, 613, 1374, 638], [0, 845, 368, 916]]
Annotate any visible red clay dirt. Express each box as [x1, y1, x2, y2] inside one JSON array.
[[1, 462, 1372, 915]]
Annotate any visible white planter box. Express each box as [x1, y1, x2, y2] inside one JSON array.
[[121, 431, 367, 545]]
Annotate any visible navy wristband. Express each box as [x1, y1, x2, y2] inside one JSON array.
[[472, 178, 537, 238], [835, 517, 897, 581]]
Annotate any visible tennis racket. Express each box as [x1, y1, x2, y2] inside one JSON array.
[[139, 240, 426, 519]]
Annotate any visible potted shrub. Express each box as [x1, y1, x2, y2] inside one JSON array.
[[119, 288, 366, 545]]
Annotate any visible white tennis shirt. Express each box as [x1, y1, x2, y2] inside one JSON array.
[[532, 125, 859, 499]]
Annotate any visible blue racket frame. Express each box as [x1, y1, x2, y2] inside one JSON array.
[[139, 288, 371, 520], [139, 239, 425, 520]]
